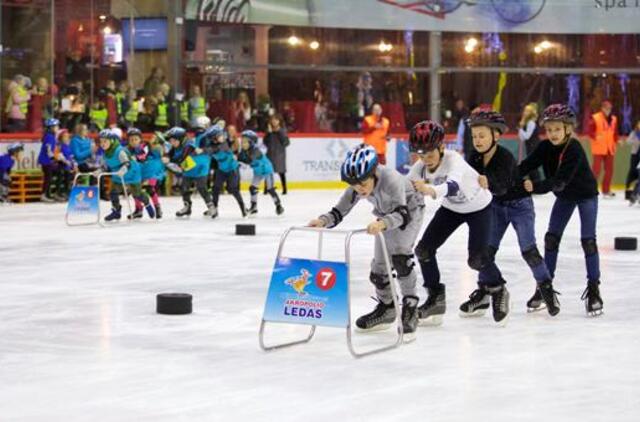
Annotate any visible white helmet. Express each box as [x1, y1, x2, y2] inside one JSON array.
[[195, 116, 211, 130], [110, 127, 124, 140]]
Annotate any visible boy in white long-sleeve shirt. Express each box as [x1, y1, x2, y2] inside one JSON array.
[[408, 120, 511, 326]]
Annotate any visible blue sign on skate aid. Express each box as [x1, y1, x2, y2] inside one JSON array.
[[259, 227, 404, 358], [66, 186, 99, 224], [263, 257, 349, 328]]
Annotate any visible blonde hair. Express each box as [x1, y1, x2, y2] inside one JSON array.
[[522, 103, 538, 124]]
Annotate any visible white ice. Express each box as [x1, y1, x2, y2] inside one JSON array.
[[1, 191, 639, 421]]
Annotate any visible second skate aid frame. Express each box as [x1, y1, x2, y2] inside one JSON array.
[[65, 172, 133, 227], [259, 226, 405, 358]]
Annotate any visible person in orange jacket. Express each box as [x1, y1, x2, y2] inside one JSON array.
[[590, 100, 618, 197], [362, 103, 390, 165]]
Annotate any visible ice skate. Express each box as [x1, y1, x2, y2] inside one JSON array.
[[459, 286, 490, 317], [204, 203, 218, 219], [127, 208, 143, 220], [581, 281, 603, 317], [418, 284, 446, 326], [538, 280, 560, 316], [104, 206, 122, 222], [526, 288, 546, 313], [355, 299, 396, 332], [176, 202, 192, 217], [401, 295, 419, 342], [488, 284, 511, 326], [145, 204, 156, 219]]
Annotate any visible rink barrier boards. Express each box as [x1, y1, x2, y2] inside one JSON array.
[[65, 172, 133, 228], [259, 227, 406, 358]]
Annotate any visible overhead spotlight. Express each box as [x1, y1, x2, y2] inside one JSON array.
[[534, 45, 543, 54], [309, 40, 320, 50], [378, 41, 393, 53], [99, 15, 107, 21], [540, 40, 552, 50], [467, 37, 478, 48], [464, 44, 474, 54], [287, 35, 301, 46]]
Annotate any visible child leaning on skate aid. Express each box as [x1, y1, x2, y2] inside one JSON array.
[[308, 144, 425, 340]]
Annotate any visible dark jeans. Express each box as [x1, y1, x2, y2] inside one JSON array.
[[479, 197, 551, 284], [417, 204, 503, 289], [181, 176, 211, 205], [545, 196, 600, 283]]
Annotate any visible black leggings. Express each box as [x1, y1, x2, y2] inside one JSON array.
[[55, 167, 73, 196], [625, 153, 639, 190], [41, 164, 56, 197], [212, 170, 245, 213], [110, 182, 149, 209], [416, 204, 503, 289], [181, 176, 211, 205]]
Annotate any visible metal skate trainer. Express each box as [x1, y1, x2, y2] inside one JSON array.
[[259, 226, 405, 358], [65, 172, 133, 227]]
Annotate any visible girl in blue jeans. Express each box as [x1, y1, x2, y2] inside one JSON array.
[[519, 104, 603, 317], [467, 110, 559, 316]]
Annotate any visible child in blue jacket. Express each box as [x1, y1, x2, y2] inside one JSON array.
[[38, 118, 60, 202], [54, 129, 77, 200], [163, 126, 217, 218], [208, 125, 246, 217], [0, 143, 24, 203], [238, 130, 283, 216], [98, 129, 154, 222], [127, 128, 165, 219]]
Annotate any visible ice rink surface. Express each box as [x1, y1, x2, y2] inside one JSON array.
[[1, 190, 639, 421]]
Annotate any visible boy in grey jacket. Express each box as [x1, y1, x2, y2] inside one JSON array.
[[308, 144, 425, 339]]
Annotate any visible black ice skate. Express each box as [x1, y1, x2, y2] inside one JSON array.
[[355, 299, 396, 332], [127, 208, 143, 220], [176, 202, 192, 217], [275, 203, 284, 215], [401, 295, 419, 342], [418, 284, 446, 326], [581, 281, 603, 317], [488, 284, 511, 326], [247, 202, 258, 216], [526, 288, 545, 313], [538, 280, 560, 316], [155, 204, 163, 219], [104, 206, 122, 222], [204, 203, 218, 219], [459, 286, 490, 318]]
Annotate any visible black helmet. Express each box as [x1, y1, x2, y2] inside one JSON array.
[[466, 110, 508, 134]]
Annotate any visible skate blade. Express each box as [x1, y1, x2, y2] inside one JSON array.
[[355, 322, 393, 333], [402, 332, 416, 343], [459, 308, 488, 318], [526, 304, 547, 313], [587, 309, 604, 317], [418, 315, 443, 326], [494, 301, 512, 327]]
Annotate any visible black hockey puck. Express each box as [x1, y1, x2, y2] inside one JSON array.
[[236, 224, 256, 236], [614, 237, 637, 251], [156, 293, 192, 315]]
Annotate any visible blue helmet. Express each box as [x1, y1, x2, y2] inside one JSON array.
[[341, 144, 378, 185], [8, 142, 24, 155], [241, 130, 259, 145], [203, 123, 225, 140], [44, 118, 60, 128], [165, 126, 187, 142]]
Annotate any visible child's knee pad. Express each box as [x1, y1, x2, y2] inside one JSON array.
[[522, 246, 544, 266], [391, 254, 415, 277], [544, 232, 561, 252], [369, 272, 390, 290], [581, 238, 598, 256]]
